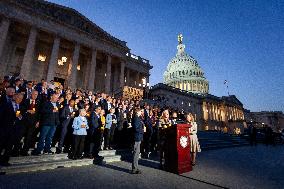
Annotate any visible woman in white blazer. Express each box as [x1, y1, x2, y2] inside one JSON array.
[[186, 113, 201, 166]]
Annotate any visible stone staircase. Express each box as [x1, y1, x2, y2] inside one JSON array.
[[0, 149, 124, 175], [198, 131, 250, 151]]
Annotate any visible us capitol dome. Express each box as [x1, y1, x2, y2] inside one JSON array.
[[163, 34, 209, 94]]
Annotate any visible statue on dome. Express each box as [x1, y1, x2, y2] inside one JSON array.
[[178, 34, 183, 44]]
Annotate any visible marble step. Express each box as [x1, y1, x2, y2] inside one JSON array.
[[0, 159, 94, 174], [1, 150, 124, 175], [0, 154, 122, 175]]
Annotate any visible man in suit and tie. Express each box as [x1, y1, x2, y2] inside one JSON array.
[[32, 92, 60, 155], [99, 93, 108, 114], [88, 106, 102, 158], [0, 92, 24, 166], [56, 99, 76, 154], [20, 90, 40, 156], [14, 78, 24, 93], [24, 81, 34, 99]]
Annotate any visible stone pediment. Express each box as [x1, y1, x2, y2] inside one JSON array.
[[12, 0, 127, 48]]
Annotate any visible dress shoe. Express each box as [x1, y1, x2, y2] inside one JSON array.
[[131, 169, 142, 174], [20, 151, 29, 156], [43, 150, 54, 155], [56, 148, 62, 154], [31, 150, 41, 156]]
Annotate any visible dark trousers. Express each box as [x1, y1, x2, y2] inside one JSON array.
[[72, 135, 86, 158], [93, 129, 103, 157], [104, 125, 116, 148], [36, 125, 57, 152], [58, 119, 72, 150], [143, 131, 152, 154], [22, 124, 37, 153], [0, 127, 14, 163], [11, 124, 26, 155], [132, 141, 141, 171]]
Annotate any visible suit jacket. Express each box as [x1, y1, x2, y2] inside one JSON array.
[[23, 88, 33, 99], [39, 101, 60, 126], [90, 112, 101, 130], [21, 98, 40, 126], [60, 105, 72, 121], [0, 101, 16, 128], [115, 108, 124, 130], [132, 115, 144, 142]]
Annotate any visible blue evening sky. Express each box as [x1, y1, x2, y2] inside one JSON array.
[[48, 0, 284, 112]]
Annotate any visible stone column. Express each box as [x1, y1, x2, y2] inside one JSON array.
[[135, 72, 140, 87], [105, 55, 112, 93], [0, 18, 10, 70], [126, 68, 130, 86], [83, 58, 90, 89], [20, 27, 37, 80], [120, 60, 125, 88], [46, 37, 60, 82], [87, 49, 97, 91], [69, 43, 80, 89]]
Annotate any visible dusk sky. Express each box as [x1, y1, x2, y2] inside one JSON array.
[[49, 0, 284, 112]]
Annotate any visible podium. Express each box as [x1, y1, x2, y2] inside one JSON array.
[[164, 123, 192, 174]]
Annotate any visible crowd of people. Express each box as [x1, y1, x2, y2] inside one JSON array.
[[0, 75, 201, 174]]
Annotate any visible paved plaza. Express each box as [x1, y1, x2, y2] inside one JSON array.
[[0, 144, 283, 189]]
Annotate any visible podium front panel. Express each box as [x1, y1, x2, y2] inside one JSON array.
[[176, 124, 192, 174], [164, 124, 192, 174]]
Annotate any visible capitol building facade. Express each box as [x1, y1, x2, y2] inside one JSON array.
[[150, 35, 246, 133], [0, 0, 152, 93]]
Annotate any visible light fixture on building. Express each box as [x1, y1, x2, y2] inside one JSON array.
[[181, 101, 184, 105], [58, 56, 67, 66], [38, 54, 46, 62], [62, 56, 67, 62], [104, 73, 107, 77], [77, 65, 81, 71]]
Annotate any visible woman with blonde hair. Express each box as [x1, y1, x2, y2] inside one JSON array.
[[158, 109, 172, 169], [186, 113, 201, 166]]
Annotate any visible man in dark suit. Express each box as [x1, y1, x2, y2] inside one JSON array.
[[35, 80, 49, 103], [88, 106, 102, 158], [143, 106, 153, 159], [14, 78, 24, 93], [20, 90, 40, 156], [56, 99, 75, 154], [99, 93, 110, 114], [131, 107, 144, 174], [32, 93, 60, 155], [0, 92, 24, 166], [0, 86, 15, 105], [23, 81, 34, 99]]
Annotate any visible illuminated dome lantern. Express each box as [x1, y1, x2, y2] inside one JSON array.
[[163, 34, 209, 94]]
